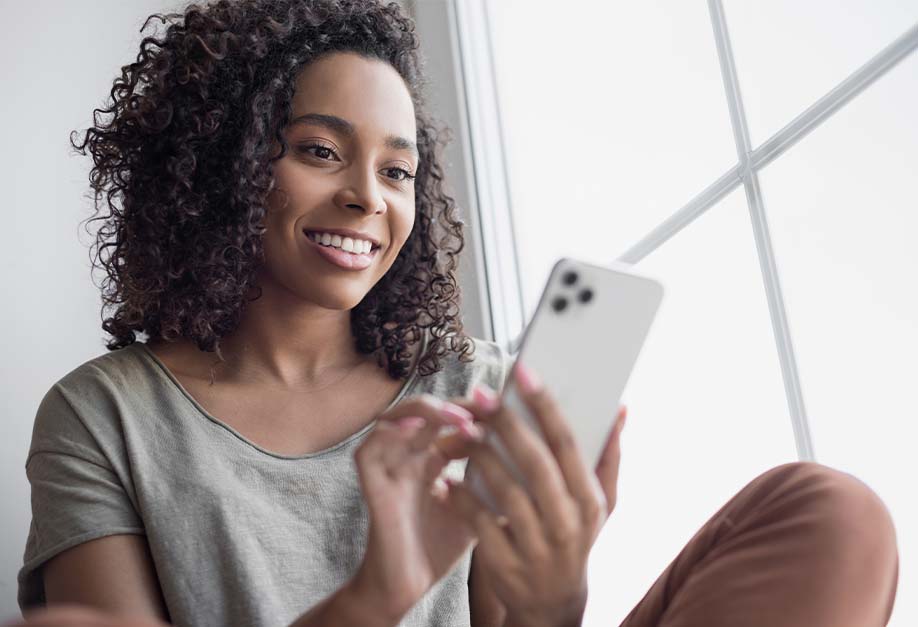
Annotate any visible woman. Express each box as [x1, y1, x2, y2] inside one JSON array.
[[14, 1, 899, 626]]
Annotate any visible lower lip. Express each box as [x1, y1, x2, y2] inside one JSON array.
[[303, 232, 380, 271]]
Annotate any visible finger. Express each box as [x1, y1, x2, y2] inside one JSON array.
[[407, 416, 445, 453], [595, 406, 627, 516], [379, 393, 477, 433], [449, 396, 498, 427], [511, 361, 604, 526], [370, 419, 421, 473], [465, 441, 551, 561], [361, 394, 475, 467], [471, 383, 579, 544], [16, 604, 117, 626], [446, 478, 522, 571], [433, 431, 480, 460]]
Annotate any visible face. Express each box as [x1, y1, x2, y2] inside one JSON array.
[[259, 51, 418, 311]]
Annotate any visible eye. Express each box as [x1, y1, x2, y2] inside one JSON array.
[[297, 142, 339, 161], [384, 166, 416, 183]]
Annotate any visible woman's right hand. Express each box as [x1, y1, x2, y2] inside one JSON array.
[[349, 393, 484, 624]]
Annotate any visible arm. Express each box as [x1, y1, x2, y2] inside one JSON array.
[[469, 547, 507, 627], [43, 534, 170, 623], [40, 534, 399, 627]]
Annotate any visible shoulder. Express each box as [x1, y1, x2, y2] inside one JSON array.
[[415, 334, 515, 400], [28, 344, 152, 466], [39, 343, 151, 414]]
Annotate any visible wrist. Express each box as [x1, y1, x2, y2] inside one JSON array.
[[335, 574, 404, 627], [505, 609, 585, 627], [503, 586, 588, 627]]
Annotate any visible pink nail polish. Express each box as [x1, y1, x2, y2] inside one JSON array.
[[472, 385, 500, 412], [514, 361, 542, 394], [441, 402, 475, 424], [460, 421, 484, 440], [398, 416, 426, 429]]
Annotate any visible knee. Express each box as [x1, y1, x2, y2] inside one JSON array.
[[762, 462, 898, 570]]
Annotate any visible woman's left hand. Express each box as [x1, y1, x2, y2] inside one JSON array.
[[445, 362, 627, 627]]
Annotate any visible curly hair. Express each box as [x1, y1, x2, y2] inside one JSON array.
[[71, 0, 477, 381]]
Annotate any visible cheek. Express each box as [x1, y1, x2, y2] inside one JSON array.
[[391, 209, 416, 252], [269, 158, 329, 211]]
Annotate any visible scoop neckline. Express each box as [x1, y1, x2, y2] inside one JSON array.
[[133, 329, 428, 461]]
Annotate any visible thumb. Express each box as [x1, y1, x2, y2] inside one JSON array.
[[433, 431, 478, 460], [595, 405, 627, 516]]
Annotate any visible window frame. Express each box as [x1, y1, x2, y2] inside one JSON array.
[[413, 0, 918, 461]]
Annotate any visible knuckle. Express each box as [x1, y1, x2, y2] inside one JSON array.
[[583, 499, 603, 529], [503, 484, 530, 508], [531, 385, 557, 409], [550, 516, 579, 547], [551, 429, 576, 454]]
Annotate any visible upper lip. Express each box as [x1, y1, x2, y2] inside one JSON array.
[[303, 227, 382, 248]]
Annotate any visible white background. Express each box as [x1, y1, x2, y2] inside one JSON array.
[[1, 0, 187, 621]]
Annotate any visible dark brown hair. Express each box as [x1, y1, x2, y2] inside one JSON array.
[[72, 0, 476, 380]]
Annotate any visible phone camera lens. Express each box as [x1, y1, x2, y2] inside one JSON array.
[[578, 288, 594, 304], [561, 270, 578, 286], [551, 296, 568, 312]]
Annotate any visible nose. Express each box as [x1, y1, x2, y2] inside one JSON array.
[[333, 164, 387, 215]]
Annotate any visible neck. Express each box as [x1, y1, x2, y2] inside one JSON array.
[[193, 282, 370, 390]]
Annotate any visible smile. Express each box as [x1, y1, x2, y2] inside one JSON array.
[[303, 229, 380, 271]]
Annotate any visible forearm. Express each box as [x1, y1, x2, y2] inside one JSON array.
[[287, 577, 401, 627], [500, 594, 587, 627], [502, 613, 584, 627]]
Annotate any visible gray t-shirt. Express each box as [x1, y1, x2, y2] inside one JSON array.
[[18, 332, 513, 627]]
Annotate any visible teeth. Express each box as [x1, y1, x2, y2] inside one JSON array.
[[308, 231, 373, 254]]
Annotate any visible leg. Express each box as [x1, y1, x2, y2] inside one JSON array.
[[619, 462, 899, 627]]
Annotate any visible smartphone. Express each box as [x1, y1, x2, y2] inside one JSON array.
[[465, 257, 665, 516]]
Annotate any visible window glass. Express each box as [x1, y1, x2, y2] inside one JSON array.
[[487, 0, 738, 318], [722, 0, 918, 145], [757, 50, 918, 627], [583, 189, 796, 625]]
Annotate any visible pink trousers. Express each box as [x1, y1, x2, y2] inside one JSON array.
[[619, 462, 899, 627]]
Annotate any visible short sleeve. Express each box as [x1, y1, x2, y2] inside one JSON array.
[[495, 339, 517, 394], [17, 383, 145, 611], [477, 336, 516, 395]]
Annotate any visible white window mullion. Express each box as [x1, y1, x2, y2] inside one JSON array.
[[452, 0, 526, 353], [751, 21, 918, 172], [708, 0, 816, 461], [618, 21, 918, 268]]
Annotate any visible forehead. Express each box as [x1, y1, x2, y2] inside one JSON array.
[[289, 52, 417, 139]]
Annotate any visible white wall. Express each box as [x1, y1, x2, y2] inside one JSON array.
[[1, 1, 183, 620]]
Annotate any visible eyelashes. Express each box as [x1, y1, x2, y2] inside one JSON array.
[[296, 142, 416, 183]]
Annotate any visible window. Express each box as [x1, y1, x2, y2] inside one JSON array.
[[456, 1, 918, 623]]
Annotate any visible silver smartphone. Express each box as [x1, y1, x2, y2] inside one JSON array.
[[465, 257, 665, 516]]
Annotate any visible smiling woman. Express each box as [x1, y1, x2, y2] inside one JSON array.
[[71, 0, 474, 385], [14, 1, 515, 626]]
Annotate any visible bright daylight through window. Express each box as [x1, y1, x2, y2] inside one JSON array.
[[469, 1, 918, 624]]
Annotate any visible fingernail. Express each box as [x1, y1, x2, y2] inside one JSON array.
[[398, 416, 426, 429], [472, 384, 500, 412], [441, 401, 475, 424], [514, 361, 542, 394], [460, 421, 484, 440]]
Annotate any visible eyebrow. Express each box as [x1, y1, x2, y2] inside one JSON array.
[[290, 112, 419, 159]]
